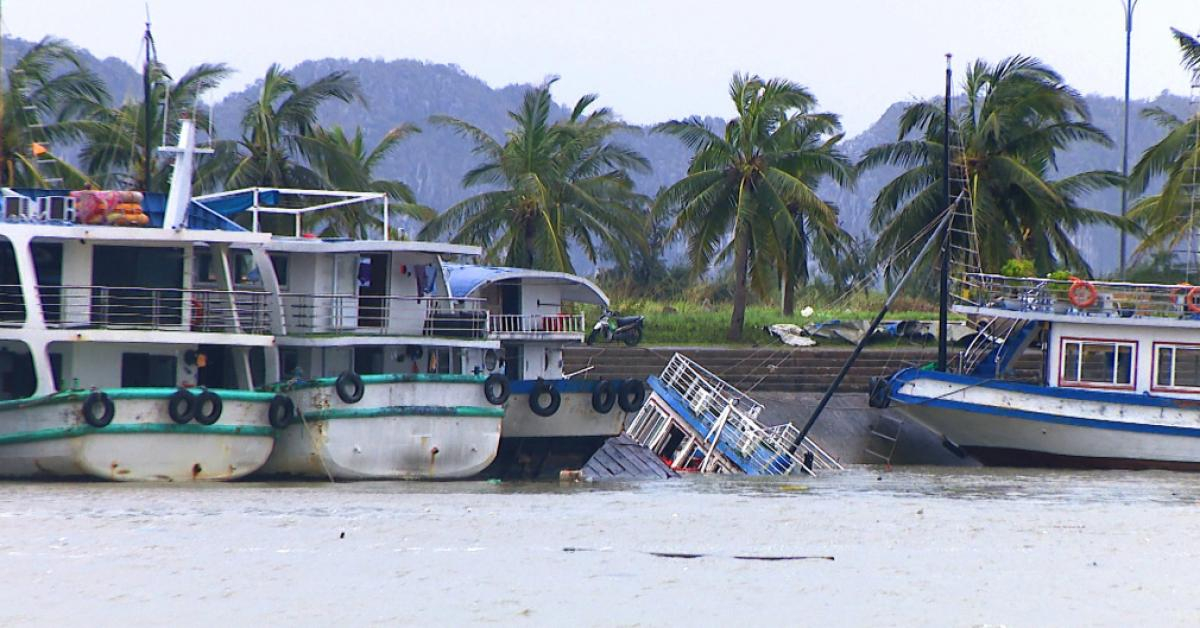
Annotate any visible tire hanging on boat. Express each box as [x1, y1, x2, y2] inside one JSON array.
[[167, 388, 195, 424], [268, 394, 294, 429], [868, 376, 892, 409], [82, 391, 115, 428], [483, 373, 510, 405], [193, 390, 223, 425], [335, 371, 365, 404], [591, 379, 617, 413], [529, 379, 561, 417], [617, 379, 646, 413]]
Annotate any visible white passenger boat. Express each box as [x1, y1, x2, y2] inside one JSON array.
[[0, 118, 285, 481], [445, 264, 644, 478], [878, 273, 1200, 471]]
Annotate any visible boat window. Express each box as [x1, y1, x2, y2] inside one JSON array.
[[1154, 345, 1200, 390], [0, 241, 24, 324], [0, 342, 36, 400], [1060, 339, 1134, 388], [120, 353, 177, 388], [354, 347, 386, 375], [194, 249, 273, 288]]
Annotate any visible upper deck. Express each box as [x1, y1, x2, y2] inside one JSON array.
[[955, 273, 1200, 330]]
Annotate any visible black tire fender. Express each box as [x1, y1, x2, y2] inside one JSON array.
[[193, 390, 223, 425], [591, 379, 617, 413], [529, 379, 561, 417], [167, 388, 195, 424], [617, 379, 647, 413], [868, 376, 892, 409], [335, 371, 365, 404], [82, 391, 115, 428], [483, 373, 510, 405], [268, 394, 294, 429]]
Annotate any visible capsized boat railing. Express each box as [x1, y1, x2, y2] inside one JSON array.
[[961, 272, 1200, 321], [0, 284, 272, 334], [486, 312, 586, 337], [635, 352, 841, 475], [279, 293, 487, 338]]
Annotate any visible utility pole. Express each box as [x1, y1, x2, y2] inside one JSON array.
[[1119, 0, 1138, 278]]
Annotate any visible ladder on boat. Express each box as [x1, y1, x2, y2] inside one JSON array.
[[863, 413, 904, 465], [11, 68, 63, 186]]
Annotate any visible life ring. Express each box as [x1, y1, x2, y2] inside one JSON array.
[[82, 391, 115, 428], [193, 390, 223, 425], [268, 394, 294, 429], [167, 388, 195, 424], [868, 376, 892, 409], [1067, 278, 1098, 309], [335, 371, 365, 404], [1186, 287, 1200, 314], [529, 379, 561, 417], [483, 373, 510, 405], [591, 379, 617, 413], [617, 379, 647, 413]]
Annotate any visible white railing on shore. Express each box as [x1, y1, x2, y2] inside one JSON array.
[[279, 293, 487, 338], [628, 353, 842, 475], [960, 272, 1200, 321], [0, 284, 271, 334], [486, 312, 585, 336]]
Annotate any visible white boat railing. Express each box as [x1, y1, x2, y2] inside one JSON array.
[[486, 312, 586, 337], [631, 353, 842, 475], [0, 284, 272, 334], [962, 272, 1200, 320], [279, 293, 487, 338]]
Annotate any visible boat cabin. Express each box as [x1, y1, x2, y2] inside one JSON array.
[[443, 264, 609, 382]]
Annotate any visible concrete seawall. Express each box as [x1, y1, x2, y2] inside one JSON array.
[[567, 346, 1040, 465]]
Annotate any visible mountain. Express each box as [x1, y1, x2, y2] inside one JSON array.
[[4, 34, 1195, 274]]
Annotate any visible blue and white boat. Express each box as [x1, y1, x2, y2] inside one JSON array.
[[879, 273, 1200, 470]]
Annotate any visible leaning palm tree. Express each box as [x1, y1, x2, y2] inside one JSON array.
[[654, 74, 850, 340], [1128, 29, 1200, 258], [861, 56, 1125, 277], [295, 124, 434, 238], [74, 62, 230, 192], [221, 63, 362, 189], [0, 37, 108, 187], [421, 80, 651, 273]]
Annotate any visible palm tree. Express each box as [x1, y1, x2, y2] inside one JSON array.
[[862, 57, 1124, 277], [421, 80, 651, 273], [295, 124, 434, 238], [75, 63, 230, 192], [1127, 29, 1200, 258], [654, 74, 850, 340], [221, 63, 362, 189], [0, 37, 107, 187]]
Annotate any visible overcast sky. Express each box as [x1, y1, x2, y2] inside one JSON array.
[[4, 0, 1198, 135]]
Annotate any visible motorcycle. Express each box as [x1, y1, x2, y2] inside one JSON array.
[[586, 309, 645, 346]]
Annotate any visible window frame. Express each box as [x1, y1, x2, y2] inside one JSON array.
[[1151, 341, 1200, 393], [1057, 336, 1137, 391]]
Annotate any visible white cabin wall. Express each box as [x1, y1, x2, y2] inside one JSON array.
[[521, 283, 563, 319], [1048, 322, 1200, 396], [59, 240, 93, 327], [388, 253, 434, 335], [55, 343, 197, 389]]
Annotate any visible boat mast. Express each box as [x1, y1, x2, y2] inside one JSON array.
[[141, 12, 156, 193], [938, 54, 952, 372]]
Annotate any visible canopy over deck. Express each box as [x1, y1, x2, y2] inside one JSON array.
[[443, 263, 609, 307]]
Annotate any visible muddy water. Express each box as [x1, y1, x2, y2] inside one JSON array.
[[2, 468, 1199, 626]]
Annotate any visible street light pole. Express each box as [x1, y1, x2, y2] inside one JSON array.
[[1119, 0, 1138, 278]]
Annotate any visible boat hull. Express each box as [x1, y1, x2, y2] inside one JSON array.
[[478, 380, 626, 479], [889, 368, 1200, 471], [261, 374, 502, 480], [0, 390, 275, 481]]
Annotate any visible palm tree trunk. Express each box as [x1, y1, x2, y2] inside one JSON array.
[[782, 271, 795, 316], [523, 218, 536, 269], [728, 231, 749, 341], [781, 215, 808, 316]]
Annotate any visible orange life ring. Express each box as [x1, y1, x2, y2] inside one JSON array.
[[1067, 279, 1098, 309], [1186, 287, 1200, 314]]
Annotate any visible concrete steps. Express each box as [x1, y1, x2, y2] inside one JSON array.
[[565, 346, 1043, 393]]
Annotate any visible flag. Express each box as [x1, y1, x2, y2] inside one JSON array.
[[31, 142, 48, 156]]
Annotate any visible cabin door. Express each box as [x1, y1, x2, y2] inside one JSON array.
[[357, 253, 389, 328]]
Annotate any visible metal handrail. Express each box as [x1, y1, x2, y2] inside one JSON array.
[[487, 312, 586, 335], [279, 292, 487, 338], [963, 272, 1200, 320]]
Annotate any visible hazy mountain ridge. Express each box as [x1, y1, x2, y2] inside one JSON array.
[[4, 34, 1196, 273]]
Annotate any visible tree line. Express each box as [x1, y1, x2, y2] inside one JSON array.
[[1, 29, 1198, 339]]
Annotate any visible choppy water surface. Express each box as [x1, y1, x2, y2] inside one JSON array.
[[2, 467, 1199, 626]]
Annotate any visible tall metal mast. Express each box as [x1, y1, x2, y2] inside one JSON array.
[[937, 55, 952, 372], [141, 12, 157, 193], [1119, 0, 1138, 278]]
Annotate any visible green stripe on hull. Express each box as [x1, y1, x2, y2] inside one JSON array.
[[0, 423, 275, 446], [266, 373, 486, 392], [300, 405, 505, 421], [0, 387, 275, 412]]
